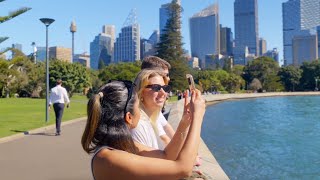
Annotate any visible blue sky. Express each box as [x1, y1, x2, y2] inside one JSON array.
[[1, 0, 287, 60]]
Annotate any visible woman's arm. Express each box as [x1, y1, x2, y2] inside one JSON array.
[[93, 90, 206, 180], [93, 148, 190, 180]]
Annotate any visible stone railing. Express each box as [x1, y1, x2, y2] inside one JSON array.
[[167, 91, 320, 179], [167, 100, 229, 180]]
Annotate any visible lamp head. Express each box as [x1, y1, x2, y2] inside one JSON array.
[[40, 18, 55, 26]]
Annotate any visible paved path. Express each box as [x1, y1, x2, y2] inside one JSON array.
[[0, 118, 91, 180]]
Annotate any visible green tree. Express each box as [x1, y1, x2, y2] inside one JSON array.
[[156, 0, 189, 90], [299, 60, 320, 90], [98, 62, 141, 82], [278, 65, 302, 91], [244, 57, 280, 90], [49, 60, 91, 97], [264, 74, 284, 92], [0, 59, 18, 97]]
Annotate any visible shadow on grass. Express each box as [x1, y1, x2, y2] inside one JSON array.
[[10, 130, 56, 136]]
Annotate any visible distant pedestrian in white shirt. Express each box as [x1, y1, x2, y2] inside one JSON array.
[[49, 79, 70, 136]]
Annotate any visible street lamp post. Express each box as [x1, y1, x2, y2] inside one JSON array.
[[40, 18, 55, 123]]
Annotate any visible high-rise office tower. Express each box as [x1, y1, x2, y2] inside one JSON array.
[[49, 46, 72, 62], [259, 38, 267, 56], [220, 25, 233, 56], [36, 47, 46, 62], [282, 0, 320, 66], [113, 9, 140, 62], [234, 0, 259, 65], [90, 33, 112, 69], [140, 30, 160, 59], [189, 4, 220, 69], [265, 48, 280, 63], [159, 0, 181, 36], [74, 52, 90, 68], [148, 30, 160, 45], [102, 25, 115, 59], [292, 34, 318, 66]]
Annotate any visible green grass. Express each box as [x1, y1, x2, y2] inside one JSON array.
[[0, 95, 88, 138]]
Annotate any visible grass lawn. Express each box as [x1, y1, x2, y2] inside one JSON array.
[[0, 95, 88, 138]]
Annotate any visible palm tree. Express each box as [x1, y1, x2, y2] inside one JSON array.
[[0, 0, 31, 54]]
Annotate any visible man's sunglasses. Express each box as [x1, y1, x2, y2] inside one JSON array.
[[145, 84, 171, 93]]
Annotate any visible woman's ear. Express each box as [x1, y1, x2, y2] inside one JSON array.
[[125, 111, 133, 127]]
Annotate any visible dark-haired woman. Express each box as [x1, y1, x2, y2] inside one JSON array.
[[82, 78, 206, 179]]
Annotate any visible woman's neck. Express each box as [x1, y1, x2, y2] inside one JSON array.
[[141, 103, 158, 118]]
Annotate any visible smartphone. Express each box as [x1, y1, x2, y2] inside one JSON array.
[[186, 74, 195, 91]]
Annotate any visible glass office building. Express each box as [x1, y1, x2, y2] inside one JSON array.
[[282, 0, 320, 65], [113, 24, 140, 63], [233, 0, 259, 65], [189, 4, 220, 69]]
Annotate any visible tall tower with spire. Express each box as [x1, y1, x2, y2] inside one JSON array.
[[70, 20, 77, 63], [113, 9, 140, 62]]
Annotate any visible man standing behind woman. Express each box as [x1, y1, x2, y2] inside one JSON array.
[[131, 56, 175, 148], [49, 79, 70, 136]]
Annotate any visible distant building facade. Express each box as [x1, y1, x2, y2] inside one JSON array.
[[292, 34, 318, 66], [113, 24, 140, 63], [49, 46, 72, 62], [188, 57, 200, 69], [90, 33, 112, 69], [74, 52, 90, 68], [102, 25, 115, 61], [36, 47, 46, 62], [140, 30, 159, 59], [11, 43, 22, 57], [189, 4, 220, 69], [220, 25, 233, 56], [234, 0, 259, 65], [264, 48, 280, 63], [282, 0, 320, 66], [159, 0, 181, 36], [259, 38, 267, 56]]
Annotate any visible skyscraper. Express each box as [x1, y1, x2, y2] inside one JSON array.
[[49, 46, 72, 62], [159, 0, 181, 36], [113, 9, 140, 63], [140, 30, 159, 59], [259, 38, 267, 56], [234, 0, 259, 65], [189, 4, 220, 69], [220, 25, 233, 56], [102, 25, 115, 60], [282, 0, 320, 66], [292, 34, 318, 66], [90, 33, 112, 69]]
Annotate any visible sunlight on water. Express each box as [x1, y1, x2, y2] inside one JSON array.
[[202, 96, 320, 180]]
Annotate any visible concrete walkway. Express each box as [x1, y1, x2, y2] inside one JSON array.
[[0, 118, 91, 180], [1, 92, 319, 179]]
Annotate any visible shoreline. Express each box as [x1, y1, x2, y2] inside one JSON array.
[[167, 91, 320, 179], [204, 91, 320, 105]]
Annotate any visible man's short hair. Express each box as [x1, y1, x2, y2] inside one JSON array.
[[56, 79, 62, 85], [141, 56, 171, 70]]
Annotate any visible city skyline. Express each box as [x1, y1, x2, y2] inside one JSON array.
[[1, 0, 286, 63]]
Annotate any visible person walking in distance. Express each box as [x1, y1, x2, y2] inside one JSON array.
[[49, 79, 70, 136]]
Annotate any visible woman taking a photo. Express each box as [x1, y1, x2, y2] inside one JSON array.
[[81, 71, 206, 179]]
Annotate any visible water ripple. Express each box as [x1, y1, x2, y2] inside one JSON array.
[[202, 96, 320, 180]]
